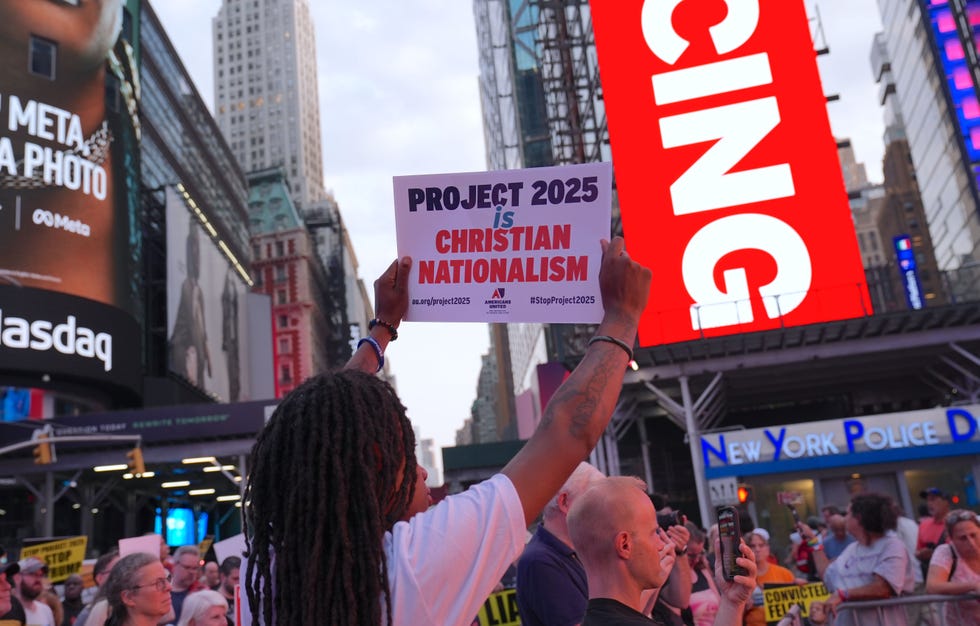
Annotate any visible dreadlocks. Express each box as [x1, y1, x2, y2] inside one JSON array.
[[243, 369, 418, 625]]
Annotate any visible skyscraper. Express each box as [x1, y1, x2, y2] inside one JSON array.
[[876, 0, 980, 300], [212, 0, 325, 213]]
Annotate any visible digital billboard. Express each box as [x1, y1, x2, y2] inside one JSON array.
[[166, 188, 253, 403], [0, 1, 141, 316], [924, 0, 980, 189], [590, 0, 871, 346]]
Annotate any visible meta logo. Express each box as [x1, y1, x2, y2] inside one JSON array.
[[591, 0, 869, 344], [0, 310, 113, 371]]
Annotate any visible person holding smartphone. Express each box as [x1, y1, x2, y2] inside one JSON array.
[[567, 476, 756, 625]]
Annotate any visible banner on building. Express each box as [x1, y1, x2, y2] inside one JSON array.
[[590, 0, 870, 345], [166, 188, 253, 402], [0, 2, 141, 316], [394, 163, 611, 323]]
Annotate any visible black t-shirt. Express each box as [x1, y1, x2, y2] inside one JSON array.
[[0, 596, 27, 626], [582, 598, 666, 626]]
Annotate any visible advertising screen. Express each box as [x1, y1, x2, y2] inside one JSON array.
[[166, 188, 253, 403], [590, 0, 871, 346], [0, 2, 141, 316], [924, 1, 980, 189]]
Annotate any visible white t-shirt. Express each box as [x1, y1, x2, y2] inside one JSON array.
[[824, 535, 915, 626], [241, 473, 527, 626], [23, 600, 55, 626], [383, 473, 526, 624]]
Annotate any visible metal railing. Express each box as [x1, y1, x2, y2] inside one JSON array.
[[834, 592, 980, 626]]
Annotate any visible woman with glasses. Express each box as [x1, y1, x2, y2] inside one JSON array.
[[683, 522, 721, 626], [103, 553, 174, 626], [743, 529, 796, 626], [925, 509, 980, 623]]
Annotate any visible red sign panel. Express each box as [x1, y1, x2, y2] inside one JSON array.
[[590, 0, 870, 346]]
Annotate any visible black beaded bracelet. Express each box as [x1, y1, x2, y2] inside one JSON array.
[[588, 335, 634, 361], [369, 318, 398, 341]]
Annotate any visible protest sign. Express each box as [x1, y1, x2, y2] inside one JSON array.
[[394, 162, 611, 323], [20, 536, 87, 583], [763, 582, 831, 625], [472, 588, 520, 626]]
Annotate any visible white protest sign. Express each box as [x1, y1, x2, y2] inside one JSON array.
[[213, 533, 246, 566], [393, 162, 612, 322], [118, 534, 163, 559]]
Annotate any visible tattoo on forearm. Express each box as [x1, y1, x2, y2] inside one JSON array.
[[538, 348, 620, 439]]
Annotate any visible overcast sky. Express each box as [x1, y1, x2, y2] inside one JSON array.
[[150, 0, 887, 459]]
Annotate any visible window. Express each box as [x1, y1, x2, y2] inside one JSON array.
[[281, 365, 292, 383], [275, 241, 285, 257], [279, 337, 290, 354], [278, 314, 288, 328], [29, 36, 56, 79], [275, 265, 286, 282], [277, 289, 287, 305]]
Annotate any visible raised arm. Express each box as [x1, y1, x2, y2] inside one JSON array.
[[346, 256, 412, 373], [502, 237, 652, 525]]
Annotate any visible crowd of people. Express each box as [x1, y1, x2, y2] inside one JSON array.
[[0, 543, 240, 626], [4, 240, 979, 626]]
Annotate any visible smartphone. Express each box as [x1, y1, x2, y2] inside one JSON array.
[[787, 503, 801, 525], [718, 506, 747, 581]]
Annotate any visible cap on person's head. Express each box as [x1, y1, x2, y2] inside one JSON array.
[[807, 516, 823, 528], [920, 487, 949, 500], [751, 527, 770, 542], [18, 557, 47, 575], [0, 561, 19, 579]]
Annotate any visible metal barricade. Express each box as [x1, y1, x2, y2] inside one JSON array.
[[832, 593, 980, 626]]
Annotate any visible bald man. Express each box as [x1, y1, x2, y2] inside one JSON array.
[[568, 477, 756, 625]]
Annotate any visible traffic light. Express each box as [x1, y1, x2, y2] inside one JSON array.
[[127, 447, 146, 476], [737, 484, 754, 504], [32, 433, 52, 465]]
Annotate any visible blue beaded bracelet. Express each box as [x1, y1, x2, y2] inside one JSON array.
[[357, 336, 384, 372]]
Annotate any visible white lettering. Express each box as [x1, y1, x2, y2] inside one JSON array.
[[0, 137, 15, 175], [652, 53, 773, 106], [727, 441, 745, 464], [923, 421, 939, 444], [783, 435, 806, 459], [32, 209, 91, 238], [683, 213, 812, 330], [642, 0, 760, 65], [0, 310, 113, 371], [662, 97, 794, 215], [864, 427, 889, 450], [742, 439, 762, 462], [820, 432, 839, 454]]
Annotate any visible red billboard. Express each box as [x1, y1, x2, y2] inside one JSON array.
[[590, 0, 870, 346]]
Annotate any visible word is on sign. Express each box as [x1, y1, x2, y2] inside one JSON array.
[[20, 536, 87, 583], [471, 588, 520, 626], [590, 0, 870, 345]]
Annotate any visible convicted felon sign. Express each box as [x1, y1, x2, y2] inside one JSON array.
[[590, 0, 870, 346]]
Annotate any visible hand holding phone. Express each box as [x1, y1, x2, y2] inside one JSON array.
[[717, 506, 748, 581]]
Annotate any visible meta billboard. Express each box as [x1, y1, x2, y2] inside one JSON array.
[[0, 1, 141, 315], [0, 2, 142, 395], [700, 404, 980, 478], [166, 188, 254, 403], [590, 0, 870, 345]]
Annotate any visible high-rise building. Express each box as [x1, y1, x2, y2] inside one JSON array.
[[248, 167, 346, 396], [212, 0, 325, 213], [876, 0, 980, 299]]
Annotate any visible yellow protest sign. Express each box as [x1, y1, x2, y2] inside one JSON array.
[[763, 582, 831, 625], [20, 536, 87, 583], [474, 588, 520, 626]]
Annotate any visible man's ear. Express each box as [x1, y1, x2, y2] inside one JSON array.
[[558, 492, 571, 515], [614, 530, 632, 559]]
